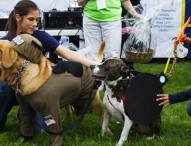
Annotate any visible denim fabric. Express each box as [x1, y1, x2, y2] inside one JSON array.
[[187, 99, 191, 116], [34, 112, 46, 135], [0, 82, 17, 130], [0, 82, 45, 134]]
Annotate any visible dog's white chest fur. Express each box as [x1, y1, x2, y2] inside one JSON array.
[[102, 85, 133, 146], [103, 86, 125, 123]]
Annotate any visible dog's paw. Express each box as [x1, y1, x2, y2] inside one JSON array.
[[116, 121, 122, 125], [101, 129, 106, 136], [102, 127, 113, 136], [64, 105, 75, 118], [116, 140, 124, 146], [146, 134, 155, 140]]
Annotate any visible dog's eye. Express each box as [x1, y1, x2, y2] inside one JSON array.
[[105, 61, 110, 68]]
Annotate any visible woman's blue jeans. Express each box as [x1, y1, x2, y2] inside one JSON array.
[[187, 99, 191, 116], [0, 82, 16, 130], [0, 82, 45, 134]]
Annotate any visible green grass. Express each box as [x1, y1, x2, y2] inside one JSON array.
[[1, 59, 191, 146]]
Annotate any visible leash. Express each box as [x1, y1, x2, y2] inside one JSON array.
[[41, 80, 100, 135], [53, 41, 104, 132], [62, 80, 100, 132], [164, 16, 191, 78]]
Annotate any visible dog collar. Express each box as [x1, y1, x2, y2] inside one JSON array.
[[111, 78, 131, 102], [15, 59, 30, 95]]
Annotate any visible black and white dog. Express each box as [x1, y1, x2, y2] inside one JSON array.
[[90, 58, 134, 146], [90, 58, 161, 146]]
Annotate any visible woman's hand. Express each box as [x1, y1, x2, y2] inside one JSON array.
[[133, 13, 144, 20], [156, 94, 170, 107], [183, 34, 191, 44], [5, 74, 17, 86], [77, 0, 88, 6]]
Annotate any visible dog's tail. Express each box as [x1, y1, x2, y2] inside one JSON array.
[[97, 41, 105, 63], [96, 41, 105, 91]]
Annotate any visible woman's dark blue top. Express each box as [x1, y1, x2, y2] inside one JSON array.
[[169, 88, 191, 104], [2, 30, 60, 53]]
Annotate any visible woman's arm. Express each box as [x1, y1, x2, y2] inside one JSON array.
[[122, 0, 142, 20], [168, 89, 191, 104], [77, 0, 88, 6], [157, 89, 191, 107], [183, 34, 191, 44], [54, 45, 99, 67]]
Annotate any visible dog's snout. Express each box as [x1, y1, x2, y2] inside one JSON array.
[[90, 65, 95, 70]]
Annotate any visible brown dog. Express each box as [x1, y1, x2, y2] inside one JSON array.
[[0, 35, 104, 146]]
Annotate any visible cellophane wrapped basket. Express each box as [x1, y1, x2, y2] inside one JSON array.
[[123, 4, 161, 63], [123, 23, 156, 63]]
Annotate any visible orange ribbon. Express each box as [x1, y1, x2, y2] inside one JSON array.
[[175, 16, 191, 44]]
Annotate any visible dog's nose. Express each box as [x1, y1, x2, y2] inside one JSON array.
[[90, 65, 95, 70]]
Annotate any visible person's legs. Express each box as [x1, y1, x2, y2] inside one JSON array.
[[17, 108, 45, 135], [83, 15, 102, 61], [0, 82, 17, 130], [34, 112, 46, 135], [186, 99, 191, 116], [0, 82, 44, 134], [101, 20, 122, 58]]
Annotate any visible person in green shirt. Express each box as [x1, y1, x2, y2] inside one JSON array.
[[77, 0, 142, 60]]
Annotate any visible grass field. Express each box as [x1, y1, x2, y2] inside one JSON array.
[[1, 59, 191, 146]]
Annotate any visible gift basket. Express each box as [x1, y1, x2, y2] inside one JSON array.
[[124, 25, 155, 63], [123, 4, 161, 63]]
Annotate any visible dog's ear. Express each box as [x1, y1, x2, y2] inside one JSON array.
[[0, 42, 18, 68], [120, 58, 134, 70], [121, 65, 130, 74]]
